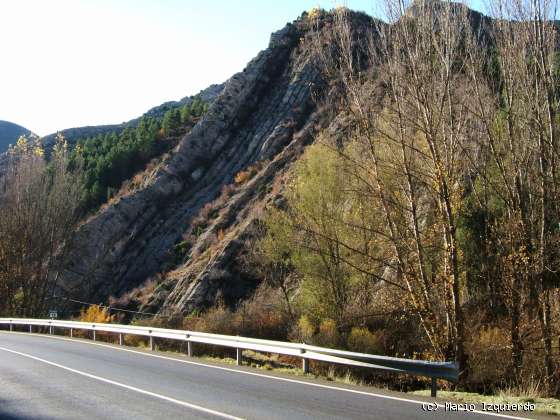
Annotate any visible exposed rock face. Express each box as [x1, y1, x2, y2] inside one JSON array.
[[57, 16, 331, 315], [155, 107, 325, 317]]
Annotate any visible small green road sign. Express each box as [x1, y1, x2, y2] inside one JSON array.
[[48, 310, 58, 319]]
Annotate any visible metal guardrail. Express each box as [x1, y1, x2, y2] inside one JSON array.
[[0, 318, 458, 397]]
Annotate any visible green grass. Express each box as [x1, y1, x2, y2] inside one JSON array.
[[410, 390, 560, 416]]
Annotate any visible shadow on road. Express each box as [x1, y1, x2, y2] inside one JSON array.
[[0, 398, 49, 420]]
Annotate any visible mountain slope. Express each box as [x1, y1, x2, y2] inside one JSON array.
[[56, 13, 347, 315], [0, 120, 32, 153]]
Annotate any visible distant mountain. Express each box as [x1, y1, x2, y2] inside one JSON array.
[[0, 120, 33, 153], [41, 83, 224, 147]]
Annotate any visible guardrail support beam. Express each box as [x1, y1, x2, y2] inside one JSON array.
[[187, 341, 193, 357], [302, 358, 309, 374], [150, 336, 154, 351], [70, 328, 73, 338], [93, 330, 96, 341], [10, 323, 13, 332], [49, 326, 53, 335], [29, 325, 32, 333], [236, 348, 242, 366], [431, 377, 437, 398], [119, 333, 123, 346]]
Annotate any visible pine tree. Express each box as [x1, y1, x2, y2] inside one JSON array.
[[180, 104, 191, 124], [162, 108, 181, 136]]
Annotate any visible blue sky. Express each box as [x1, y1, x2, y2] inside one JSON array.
[[0, 0, 485, 136]]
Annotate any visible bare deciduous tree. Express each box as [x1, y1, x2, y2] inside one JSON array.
[[0, 134, 83, 316]]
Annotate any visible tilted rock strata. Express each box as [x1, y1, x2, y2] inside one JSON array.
[[57, 18, 328, 313]]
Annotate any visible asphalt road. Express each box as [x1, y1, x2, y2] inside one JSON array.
[[0, 331, 537, 420]]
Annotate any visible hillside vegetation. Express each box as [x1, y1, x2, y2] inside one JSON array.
[[248, 1, 560, 396], [72, 98, 207, 209]]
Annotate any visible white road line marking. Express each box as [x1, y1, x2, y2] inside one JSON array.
[[0, 332, 531, 419], [0, 345, 244, 420]]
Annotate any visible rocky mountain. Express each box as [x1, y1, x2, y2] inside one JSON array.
[[0, 120, 33, 153], [56, 11, 354, 318], [56, 5, 487, 319]]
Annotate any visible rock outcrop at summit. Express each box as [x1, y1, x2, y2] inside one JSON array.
[[57, 15, 336, 316]]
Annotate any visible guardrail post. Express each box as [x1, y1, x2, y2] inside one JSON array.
[[431, 377, 438, 398], [187, 340, 193, 357], [301, 346, 310, 374], [150, 336, 154, 351], [93, 329, 96, 341], [49, 326, 53, 335], [29, 325, 32, 333], [70, 328, 73, 338], [302, 357, 309, 374], [119, 333, 123, 346], [9, 323, 13, 332], [236, 348, 243, 366]]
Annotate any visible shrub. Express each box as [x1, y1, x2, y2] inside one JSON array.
[[234, 164, 260, 185], [466, 326, 511, 391], [195, 304, 236, 336], [78, 304, 115, 324], [182, 285, 291, 350], [314, 319, 342, 348], [74, 305, 115, 340], [187, 304, 236, 357], [234, 169, 251, 185], [233, 286, 288, 340], [291, 315, 316, 343], [347, 327, 383, 354]]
